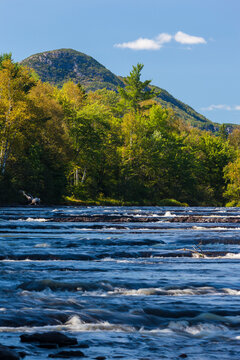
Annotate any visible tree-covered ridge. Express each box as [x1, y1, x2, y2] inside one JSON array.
[[1, 54, 240, 206], [21, 48, 223, 132], [153, 86, 215, 130], [21, 48, 124, 91]]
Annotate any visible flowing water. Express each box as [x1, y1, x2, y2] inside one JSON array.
[[1, 206, 240, 359]]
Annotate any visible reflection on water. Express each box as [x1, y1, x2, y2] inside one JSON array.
[[0, 206, 240, 359]]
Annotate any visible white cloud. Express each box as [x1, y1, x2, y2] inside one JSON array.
[[155, 33, 172, 44], [114, 37, 161, 50], [174, 31, 206, 44], [201, 104, 240, 111], [115, 31, 206, 50], [114, 32, 172, 51]]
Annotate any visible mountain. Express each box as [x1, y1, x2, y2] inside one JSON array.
[[21, 48, 223, 131], [154, 86, 217, 131], [21, 48, 124, 91]]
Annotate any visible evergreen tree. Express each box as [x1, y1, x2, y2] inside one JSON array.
[[218, 124, 228, 140], [119, 63, 159, 113]]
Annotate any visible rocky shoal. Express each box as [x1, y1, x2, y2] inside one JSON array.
[[49, 215, 240, 223]]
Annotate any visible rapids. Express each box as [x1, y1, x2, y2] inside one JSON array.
[[0, 206, 240, 359]]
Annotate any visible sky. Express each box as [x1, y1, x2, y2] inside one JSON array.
[[0, 0, 239, 124]]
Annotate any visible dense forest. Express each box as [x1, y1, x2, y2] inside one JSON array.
[[0, 54, 240, 206], [21, 48, 220, 132]]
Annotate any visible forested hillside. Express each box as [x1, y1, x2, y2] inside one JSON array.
[[1, 55, 240, 206], [22, 49, 221, 132], [21, 49, 124, 91]]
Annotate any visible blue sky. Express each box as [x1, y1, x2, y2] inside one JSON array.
[[0, 0, 239, 124]]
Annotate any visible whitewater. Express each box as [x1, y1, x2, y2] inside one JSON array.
[[0, 206, 240, 359]]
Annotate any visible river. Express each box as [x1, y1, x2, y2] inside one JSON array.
[[0, 206, 240, 359]]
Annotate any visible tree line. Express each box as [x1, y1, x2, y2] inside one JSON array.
[[0, 56, 239, 206]]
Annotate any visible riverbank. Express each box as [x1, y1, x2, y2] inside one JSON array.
[[63, 196, 189, 207]]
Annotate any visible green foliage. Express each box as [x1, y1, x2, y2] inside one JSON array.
[[0, 53, 13, 68], [0, 60, 69, 204], [0, 57, 37, 176], [218, 124, 228, 140], [119, 63, 158, 113], [196, 133, 234, 204], [0, 57, 239, 206], [157, 199, 188, 206], [19, 48, 228, 133], [154, 85, 218, 131], [223, 156, 240, 206]]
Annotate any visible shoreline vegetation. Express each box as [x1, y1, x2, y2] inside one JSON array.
[[1, 54, 240, 207], [0, 197, 188, 207], [63, 196, 189, 207]]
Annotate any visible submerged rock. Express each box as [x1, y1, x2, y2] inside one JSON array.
[[48, 350, 85, 358], [0, 344, 21, 360], [48, 214, 240, 223], [77, 343, 89, 349], [20, 332, 78, 347], [38, 343, 59, 349]]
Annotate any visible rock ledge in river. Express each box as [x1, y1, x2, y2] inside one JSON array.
[[0, 344, 22, 360], [48, 350, 85, 358], [20, 331, 78, 347]]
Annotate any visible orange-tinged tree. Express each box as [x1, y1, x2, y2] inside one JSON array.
[[0, 57, 36, 175]]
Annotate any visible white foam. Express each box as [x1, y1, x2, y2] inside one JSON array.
[[203, 253, 240, 260], [1, 259, 32, 262], [223, 253, 240, 259], [116, 259, 157, 265], [140, 327, 173, 335], [168, 320, 228, 338], [108, 287, 160, 296], [223, 288, 240, 295], [73, 228, 92, 231], [191, 252, 240, 260], [165, 287, 215, 296], [101, 257, 114, 262], [115, 286, 240, 297], [192, 226, 240, 231], [82, 286, 240, 297], [34, 243, 49, 248], [26, 218, 47, 222], [0, 316, 134, 333], [164, 211, 176, 217], [192, 253, 208, 259], [65, 316, 135, 332], [0, 325, 64, 333]]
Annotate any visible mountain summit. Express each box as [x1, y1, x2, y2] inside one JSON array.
[[21, 48, 124, 91], [21, 48, 218, 131]]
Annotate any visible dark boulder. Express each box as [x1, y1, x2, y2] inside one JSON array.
[[0, 344, 21, 360], [37, 343, 59, 349], [77, 343, 89, 349], [20, 332, 78, 347], [48, 350, 85, 358]]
